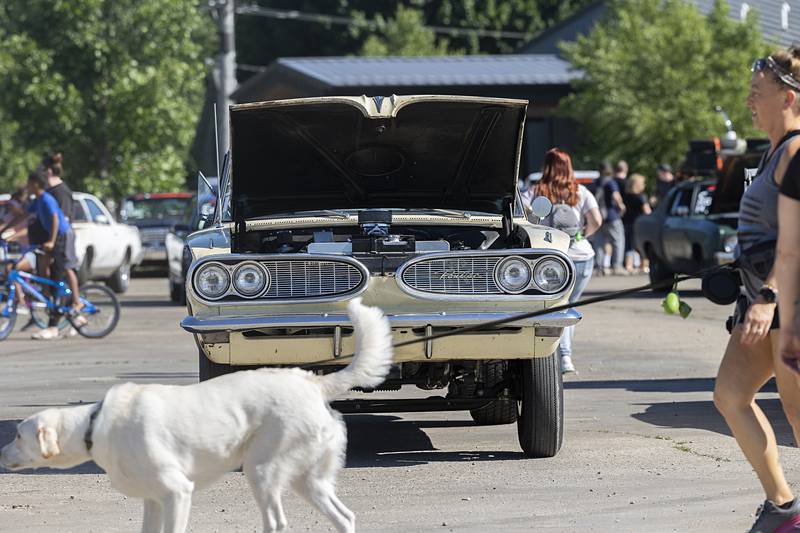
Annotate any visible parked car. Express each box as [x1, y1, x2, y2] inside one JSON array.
[[120, 192, 194, 268], [179, 95, 581, 458], [634, 138, 766, 289], [72, 192, 143, 293], [166, 184, 217, 304]]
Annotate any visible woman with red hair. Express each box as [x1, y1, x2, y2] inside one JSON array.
[[535, 148, 603, 373]]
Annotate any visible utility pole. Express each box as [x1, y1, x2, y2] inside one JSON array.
[[211, 0, 237, 174]]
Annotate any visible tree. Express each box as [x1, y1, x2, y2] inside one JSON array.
[[559, 0, 769, 178], [359, 5, 453, 56], [0, 0, 213, 201]]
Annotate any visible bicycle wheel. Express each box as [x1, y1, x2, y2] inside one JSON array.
[[30, 299, 70, 331], [69, 283, 120, 338], [0, 290, 17, 341]]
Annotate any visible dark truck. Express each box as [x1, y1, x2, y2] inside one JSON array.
[[634, 137, 768, 289]]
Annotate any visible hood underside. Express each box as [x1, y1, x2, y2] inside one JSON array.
[[230, 95, 527, 220]]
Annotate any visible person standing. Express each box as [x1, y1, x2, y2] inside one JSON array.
[[613, 160, 628, 192], [654, 163, 675, 206], [713, 47, 800, 532], [622, 173, 652, 273], [778, 149, 800, 375], [594, 161, 626, 275], [25, 168, 82, 340], [534, 148, 602, 374]]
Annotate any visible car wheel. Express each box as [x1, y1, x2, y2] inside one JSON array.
[[516, 354, 564, 458], [169, 281, 186, 305], [107, 253, 131, 294], [198, 348, 235, 381], [469, 362, 517, 425], [647, 250, 672, 294]]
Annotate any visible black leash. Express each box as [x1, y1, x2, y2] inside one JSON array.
[[301, 263, 734, 368]]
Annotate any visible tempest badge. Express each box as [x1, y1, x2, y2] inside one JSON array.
[[437, 271, 482, 280], [544, 231, 553, 243]]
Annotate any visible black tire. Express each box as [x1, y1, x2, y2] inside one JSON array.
[[517, 354, 564, 458], [199, 348, 235, 381], [469, 362, 517, 425], [0, 296, 17, 341], [169, 281, 186, 305], [70, 284, 120, 338], [107, 253, 131, 294], [30, 300, 70, 331], [647, 249, 672, 294]]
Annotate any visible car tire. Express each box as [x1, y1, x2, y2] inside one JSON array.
[[107, 252, 131, 294], [647, 250, 672, 294], [516, 354, 564, 458], [169, 281, 186, 305], [469, 362, 517, 425], [198, 349, 235, 382]]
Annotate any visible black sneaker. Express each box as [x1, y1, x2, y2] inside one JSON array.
[[748, 499, 800, 533]]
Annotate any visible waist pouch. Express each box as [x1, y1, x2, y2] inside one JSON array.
[[737, 240, 777, 281]]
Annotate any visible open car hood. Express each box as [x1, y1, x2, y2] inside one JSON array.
[[229, 95, 527, 221]]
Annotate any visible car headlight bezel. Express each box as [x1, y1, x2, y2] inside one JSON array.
[[723, 234, 738, 254], [532, 256, 570, 294], [494, 256, 533, 294], [193, 262, 231, 301], [232, 261, 269, 298]]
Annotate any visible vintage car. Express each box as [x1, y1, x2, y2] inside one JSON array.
[[180, 95, 580, 457], [120, 192, 194, 268], [72, 192, 143, 293]]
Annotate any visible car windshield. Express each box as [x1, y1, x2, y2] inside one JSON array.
[[121, 198, 193, 222]]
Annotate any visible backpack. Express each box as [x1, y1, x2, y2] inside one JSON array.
[[540, 203, 582, 243]]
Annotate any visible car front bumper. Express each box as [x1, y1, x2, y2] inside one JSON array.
[[182, 309, 582, 365], [714, 251, 736, 264]]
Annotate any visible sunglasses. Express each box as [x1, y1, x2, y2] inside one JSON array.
[[751, 56, 800, 91]]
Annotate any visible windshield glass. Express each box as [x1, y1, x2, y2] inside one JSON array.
[[121, 198, 193, 222]]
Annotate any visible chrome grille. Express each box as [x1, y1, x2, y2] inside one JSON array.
[[261, 260, 363, 298], [139, 227, 168, 244], [401, 257, 503, 294]]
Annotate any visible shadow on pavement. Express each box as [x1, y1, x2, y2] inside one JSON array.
[[344, 414, 523, 467], [582, 288, 704, 300], [632, 398, 796, 448], [565, 377, 777, 394], [120, 299, 176, 308]]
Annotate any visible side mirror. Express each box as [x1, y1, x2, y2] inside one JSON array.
[[94, 214, 110, 225], [530, 196, 553, 219]]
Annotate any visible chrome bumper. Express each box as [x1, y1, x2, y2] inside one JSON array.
[[181, 309, 582, 334]]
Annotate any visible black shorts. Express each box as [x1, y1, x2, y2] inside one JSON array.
[[51, 230, 79, 281], [728, 294, 780, 332]]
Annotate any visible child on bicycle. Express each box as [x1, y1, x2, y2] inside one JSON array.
[[26, 168, 82, 340]]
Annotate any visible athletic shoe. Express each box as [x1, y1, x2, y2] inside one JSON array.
[[15, 306, 30, 316], [561, 355, 576, 374], [61, 327, 78, 338], [748, 498, 800, 533], [31, 327, 60, 341]]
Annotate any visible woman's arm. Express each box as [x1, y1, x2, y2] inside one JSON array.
[[777, 194, 800, 344], [583, 207, 602, 237]]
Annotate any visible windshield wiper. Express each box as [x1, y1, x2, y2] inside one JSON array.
[[249, 209, 352, 221], [428, 209, 472, 219]]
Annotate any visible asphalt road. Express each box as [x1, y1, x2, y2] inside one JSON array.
[[0, 272, 796, 532]]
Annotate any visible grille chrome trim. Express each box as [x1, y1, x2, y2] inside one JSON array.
[[188, 254, 368, 305], [396, 249, 574, 301]]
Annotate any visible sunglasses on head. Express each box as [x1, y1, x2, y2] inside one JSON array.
[[751, 56, 800, 91]]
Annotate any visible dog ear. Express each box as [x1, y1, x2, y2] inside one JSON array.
[[36, 426, 60, 459]]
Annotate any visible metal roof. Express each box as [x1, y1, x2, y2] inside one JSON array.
[[276, 54, 582, 87]]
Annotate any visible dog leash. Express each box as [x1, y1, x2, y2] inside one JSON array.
[[300, 263, 734, 368]]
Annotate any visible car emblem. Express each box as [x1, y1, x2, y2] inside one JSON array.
[[544, 231, 553, 243], [436, 271, 482, 280]]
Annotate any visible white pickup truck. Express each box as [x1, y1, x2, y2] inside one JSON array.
[[72, 192, 143, 293]]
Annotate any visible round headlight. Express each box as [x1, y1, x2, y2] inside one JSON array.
[[495, 257, 532, 293], [533, 258, 568, 293], [723, 235, 738, 254], [195, 263, 230, 300], [233, 263, 268, 297]]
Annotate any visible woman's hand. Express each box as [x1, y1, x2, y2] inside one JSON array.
[[741, 301, 776, 345], [43, 240, 55, 252], [781, 328, 800, 374]]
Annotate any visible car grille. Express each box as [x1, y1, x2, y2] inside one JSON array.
[[400, 257, 503, 294], [261, 260, 364, 298], [139, 227, 168, 244]]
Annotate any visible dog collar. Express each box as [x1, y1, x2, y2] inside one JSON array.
[[84, 401, 103, 454]]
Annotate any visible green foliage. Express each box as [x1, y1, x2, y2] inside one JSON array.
[[360, 5, 453, 56], [560, 0, 770, 179], [0, 0, 213, 201]]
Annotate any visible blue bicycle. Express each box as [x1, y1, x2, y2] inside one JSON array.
[[0, 239, 120, 340]]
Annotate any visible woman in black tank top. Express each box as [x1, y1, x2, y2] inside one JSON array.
[[713, 47, 800, 531], [778, 151, 800, 376]]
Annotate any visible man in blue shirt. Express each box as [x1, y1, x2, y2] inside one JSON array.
[[595, 161, 627, 274], [27, 167, 82, 340]]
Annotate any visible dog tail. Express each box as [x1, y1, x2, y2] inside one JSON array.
[[319, 298, 394, 400]]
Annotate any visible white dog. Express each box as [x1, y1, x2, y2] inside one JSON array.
[[0, 298, 393, 533]]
